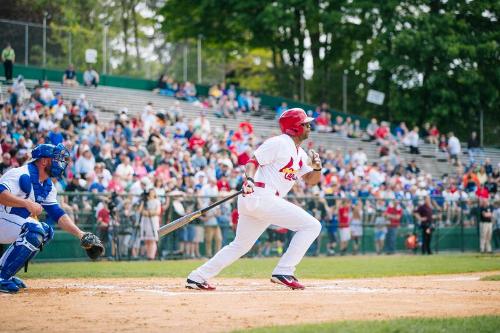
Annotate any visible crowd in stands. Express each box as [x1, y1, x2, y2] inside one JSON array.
[[1, 74, 499, 259]]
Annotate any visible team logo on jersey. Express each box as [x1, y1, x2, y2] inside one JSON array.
[[279, 157, 302, 181]]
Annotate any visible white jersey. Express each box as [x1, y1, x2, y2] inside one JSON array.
[[0, 165, 58, 216], [253, 134, 313, 197]]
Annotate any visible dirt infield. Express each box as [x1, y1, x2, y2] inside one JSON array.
[[1, 272, 499, 333]]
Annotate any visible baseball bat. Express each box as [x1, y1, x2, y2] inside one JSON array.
[[158, 189, 243, 238]]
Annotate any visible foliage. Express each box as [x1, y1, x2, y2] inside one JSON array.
[[158, 0, 499, 143]]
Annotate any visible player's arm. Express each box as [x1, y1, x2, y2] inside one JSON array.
[[242, 157, 258, 195], [58, 214, 85, 239], [302, 150, 322, 186], [0, 185, 43, 216]]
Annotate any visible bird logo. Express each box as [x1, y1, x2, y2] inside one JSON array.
[[279, 157, 300, 181]]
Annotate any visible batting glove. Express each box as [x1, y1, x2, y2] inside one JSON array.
[[242, 177, 255, 196], [309, 149, 322, 171]]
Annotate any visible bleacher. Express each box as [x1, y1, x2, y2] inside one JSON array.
[[15, 80, 500, 176]]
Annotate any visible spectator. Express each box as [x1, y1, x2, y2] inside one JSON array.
[[348, 119, 363, 138], [139, 188, 161, 260], [428, 124, 439, 145], [96, 200, 111, 255], [39, 81, 55, 105], [415, 196, 435, 255], [63, 64, 79, 86], [275, 102, 288, 118], [374, 199, 388, 255], [0, 153, 12, 175], [478, 198, 494, 253], [203, 199, 222, 258], [493, 201, 500, 252], [394, 122, 408, 142], [366, 118, 379, 141], [406, 159, 420, 175], [74, 148, 96, 178], [315, 111, 332, 133], [350, 200, 363, 255], [408, 126, 420, 154], [467, 131, 482, 164], [438, 134, 448, 153], [385, 201, 402, 254], [337, 199, 351, 255], [1, 42, 15, 82], [447, 132, 461, 166], [83, 67, 99, 88], [352, 147, 368, 166]]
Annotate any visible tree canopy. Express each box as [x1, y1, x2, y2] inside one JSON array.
[[159, 0, 499, 144]]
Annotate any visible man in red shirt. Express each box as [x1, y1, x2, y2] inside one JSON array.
[[96, 203, 111, 254], [338, 199, 351, 255], [385, 201, 402, 254]]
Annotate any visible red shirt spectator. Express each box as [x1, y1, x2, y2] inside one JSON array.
[[239, 121, 254, 135], [238, 151, 251, 166], [97, 206, 110, 230], [375, 125, 389, 139], [429, 126, 439, 138], [188, 134, 206, 151], [316, 113, 329, 126], [385, 204, 403, 227], [338, 205, 350, 228], [107, 177, 125, 193], [217, 178, 231, 192], [476, 186, 489, 199]]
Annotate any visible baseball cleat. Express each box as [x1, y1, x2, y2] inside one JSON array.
[[185, 278, 216, 291], [11, 276, 27, 289], [271, 275, 305, 290], [0, 279, 20, 294]]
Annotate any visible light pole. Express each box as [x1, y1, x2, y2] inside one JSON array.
[[197, 34, 202, 84], [103, 23, 109, 74], [342, 69, 348, 114], [43, 12, 48, 68]]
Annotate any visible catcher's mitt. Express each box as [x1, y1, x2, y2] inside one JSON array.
[[80, 232, 104, 260]]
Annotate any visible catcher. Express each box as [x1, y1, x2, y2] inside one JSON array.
[[0, 144, 104, 293]]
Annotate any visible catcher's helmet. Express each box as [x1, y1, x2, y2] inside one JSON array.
[[278, 108, 315, 137], [31, 143, 70, 178]]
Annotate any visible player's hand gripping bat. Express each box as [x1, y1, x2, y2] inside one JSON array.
[[158, 189, 243, 238]]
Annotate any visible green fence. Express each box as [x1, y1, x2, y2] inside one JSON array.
[[3, 192, 486, 262]]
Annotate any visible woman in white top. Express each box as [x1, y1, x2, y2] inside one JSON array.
[[139, 189, 162, 260]]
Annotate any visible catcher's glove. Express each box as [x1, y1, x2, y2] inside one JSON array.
[[80, 232, 104, 260]]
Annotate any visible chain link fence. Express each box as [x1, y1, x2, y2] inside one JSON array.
[[27, 192, 495, 261], [0, 19, 226, 84]]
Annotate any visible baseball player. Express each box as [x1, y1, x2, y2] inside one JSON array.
[[187, 108, 322, 290], [0, 143, 103, 293]]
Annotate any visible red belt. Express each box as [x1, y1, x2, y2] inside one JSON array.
[[254, 181, 280, 196]]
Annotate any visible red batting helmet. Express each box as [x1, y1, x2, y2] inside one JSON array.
[[279, 108, 315, 136]]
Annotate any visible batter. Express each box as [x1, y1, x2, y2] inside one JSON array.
[[187, 108, 322, 290]]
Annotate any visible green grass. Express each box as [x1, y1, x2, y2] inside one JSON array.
[[24, 253, 499, 279], [481, 274, 500, 281], [232, 316, 500, 333]]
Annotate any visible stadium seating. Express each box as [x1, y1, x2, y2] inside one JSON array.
[[22, 80, 500, 177]]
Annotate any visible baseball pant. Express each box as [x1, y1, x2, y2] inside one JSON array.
[[0, 213, 41, 244], [190, 189, 321, 281]]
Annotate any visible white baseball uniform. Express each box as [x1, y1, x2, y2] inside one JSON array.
[[0, 165, 60, 244], [189, 134, 321, 281]]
